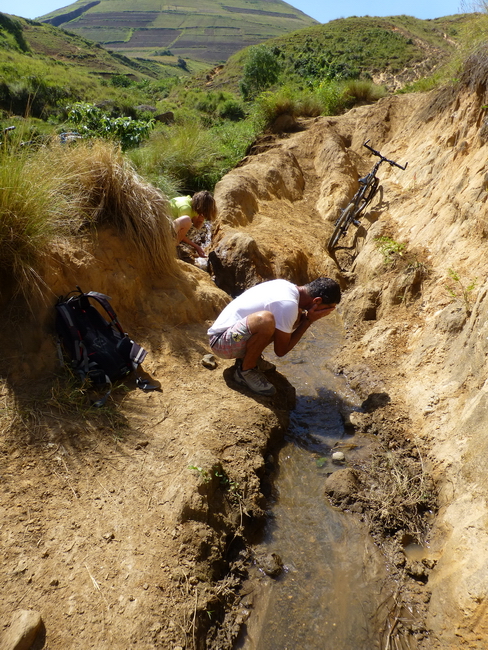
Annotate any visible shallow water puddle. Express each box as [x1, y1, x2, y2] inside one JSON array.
[[236, 313, 392, 650]]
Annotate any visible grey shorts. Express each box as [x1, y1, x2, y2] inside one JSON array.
[[209, 317, 252, 359]]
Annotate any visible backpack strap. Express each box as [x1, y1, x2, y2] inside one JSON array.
[[85, 291, 126, 336], [131, 341, 147, 367], [55, 302, 83, 363], [85, 292, 148, 368]]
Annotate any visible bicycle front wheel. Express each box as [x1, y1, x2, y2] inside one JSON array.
[[328, 203, 355, 250]]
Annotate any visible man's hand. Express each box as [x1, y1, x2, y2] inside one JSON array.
[[307, 302, 336, 323]]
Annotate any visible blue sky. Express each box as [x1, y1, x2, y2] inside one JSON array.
[[0, 0, 468, 21]]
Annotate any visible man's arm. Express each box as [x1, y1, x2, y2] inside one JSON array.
[[273, 304, 336, 357]]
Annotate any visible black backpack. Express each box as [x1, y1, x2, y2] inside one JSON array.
[[55, 287, 151, 403]]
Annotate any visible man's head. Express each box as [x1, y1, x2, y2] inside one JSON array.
[[304, 277, 341, 307]]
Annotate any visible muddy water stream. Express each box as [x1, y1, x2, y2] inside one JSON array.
[[237, 313, 392, 650]]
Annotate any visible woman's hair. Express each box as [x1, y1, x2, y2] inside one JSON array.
[[191, 190, 217, 221], [305, 277, 341, 304]]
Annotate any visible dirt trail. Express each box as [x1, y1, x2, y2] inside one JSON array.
[[3, 65, 488, 649]]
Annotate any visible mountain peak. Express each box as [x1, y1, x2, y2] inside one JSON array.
[[39, 0, 318, 64]]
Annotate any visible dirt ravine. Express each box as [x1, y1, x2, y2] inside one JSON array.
[[3, 62, 488, 649]]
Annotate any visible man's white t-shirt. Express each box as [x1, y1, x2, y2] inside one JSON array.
[[207, 280, 299, 336]]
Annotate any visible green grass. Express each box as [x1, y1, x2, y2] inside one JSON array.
[[129, 114, 257, 192]]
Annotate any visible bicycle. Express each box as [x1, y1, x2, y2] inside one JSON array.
[[0, 125, 15, 146], [327, 140, 407, 252]]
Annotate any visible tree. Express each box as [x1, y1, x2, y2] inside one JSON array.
[[240, 45, 281, 100]]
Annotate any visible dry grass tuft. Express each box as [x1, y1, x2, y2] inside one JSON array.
[[51, 141, 180, 277], [0, 144, 77, 297], [360, 442, 433, 541], [0, 138, 179, 299]]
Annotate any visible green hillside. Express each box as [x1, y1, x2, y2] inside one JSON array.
[[0, 11, 209, 119], [213, 13, 479, 91], [37, 0, 318, 64]]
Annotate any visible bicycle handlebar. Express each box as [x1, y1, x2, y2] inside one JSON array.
[[363, 140, 407, 171]]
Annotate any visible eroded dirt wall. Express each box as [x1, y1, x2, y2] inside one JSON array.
[[334, 87, 488, 647]]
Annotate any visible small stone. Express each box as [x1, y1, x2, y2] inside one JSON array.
[[324, 468, 359, 501], [202, 354, 217, 370], [332, 451, 345, 462], [346, 411, 367, 427], [255, 552, 283, 577], [0, 609, 43, 650]]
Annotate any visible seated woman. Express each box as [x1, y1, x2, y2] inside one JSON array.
[[169, 190, 217, 257]]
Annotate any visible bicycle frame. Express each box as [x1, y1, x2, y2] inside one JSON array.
[[327, 140, 407, 252]]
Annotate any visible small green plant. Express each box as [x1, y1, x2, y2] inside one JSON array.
[[188, 465, 211, 483], [110, 74, 132, 88], [375, 236, 406, 264], [188, 465, 242, 500], [445, 268, 477, 314]]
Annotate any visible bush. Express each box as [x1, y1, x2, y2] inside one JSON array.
[[315, 80, 344, 114], [130, 116, 258, 191], [129, 121, 218, 191], [66, 102, 154, 150], [218, 98, 246, 121], [110, 74, 132, 88], [56, 141, 179, 276], [340, 79, 386, 106], [0, 141, 80, 297], [252, 82, 344, 129]]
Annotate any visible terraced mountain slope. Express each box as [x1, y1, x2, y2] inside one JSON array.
[[38, 0, 318, 64]]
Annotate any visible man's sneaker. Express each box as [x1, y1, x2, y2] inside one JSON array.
[[235, 356, 276, 372], [234, 363, 276, 396], [257, 355, 276, 372]]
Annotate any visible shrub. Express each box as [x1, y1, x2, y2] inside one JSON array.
[[130, 117, 258, 191], [66, 102, 154, 150], [0, 142, 79, 297], [57, 140, 179, 275], [129, 121, 217, 191], [218, 98, 246, 121], [252, 82, 344, 129], [315, 80, 344, 114], [110, 74, 132, 88]]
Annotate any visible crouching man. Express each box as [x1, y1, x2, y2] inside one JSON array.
[[207, 277, 341, 396]]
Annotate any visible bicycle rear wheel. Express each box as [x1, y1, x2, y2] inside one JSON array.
[[328, 203, 355, 250]]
